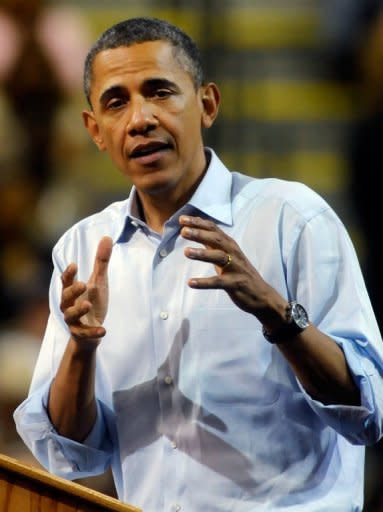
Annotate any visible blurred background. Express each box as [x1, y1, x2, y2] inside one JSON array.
[[1, 0, 383, 509]]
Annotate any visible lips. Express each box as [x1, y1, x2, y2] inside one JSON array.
[[130, 141, 172, 158]]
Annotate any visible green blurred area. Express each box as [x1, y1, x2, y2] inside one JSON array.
[[2, 1, 383, 509], [0, 0, 357, 220]]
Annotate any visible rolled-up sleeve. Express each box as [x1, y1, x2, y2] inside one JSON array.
[[288, 207, 383, 445], [13, 380, 114, 479], [296, 337, 383, 445]]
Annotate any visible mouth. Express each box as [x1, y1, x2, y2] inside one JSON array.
[[130, 141, 173, 160]]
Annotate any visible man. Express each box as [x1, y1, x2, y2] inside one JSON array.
[[14, 17, 383, 512]]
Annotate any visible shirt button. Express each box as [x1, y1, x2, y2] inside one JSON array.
[[170, 441, 177, 449], [160, 311, 169, 320], [173, 505, 181, 512], [159, 248, 167, 258], [164, 375, 173, 385]]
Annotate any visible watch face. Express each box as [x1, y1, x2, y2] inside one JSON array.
[[263, 301, 309, 344], [290, 302, 310, 329]]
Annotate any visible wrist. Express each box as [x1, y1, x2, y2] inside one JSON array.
[[262, 301, 310, 344], [69, 336, 100, 356]]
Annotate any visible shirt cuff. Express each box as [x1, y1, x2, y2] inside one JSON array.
[[14, 382, 112, 479], [297, 336, 383, 445]]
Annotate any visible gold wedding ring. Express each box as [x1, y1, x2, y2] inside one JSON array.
[[222, 253, 232, 270]]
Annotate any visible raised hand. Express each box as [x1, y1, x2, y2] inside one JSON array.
[[60, 236, 113, 347], [179, 215, 287, 328]]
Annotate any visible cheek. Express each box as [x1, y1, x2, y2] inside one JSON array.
[[169, 103, 203, 136], [177, 110, 203, 144], [166, 94, 202, 124], [100, 121, 125, 150]]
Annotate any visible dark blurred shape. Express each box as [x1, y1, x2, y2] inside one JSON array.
[[0, 244, 49, 463], [0, 0, 88, 191], [0, 0, 90, 321], [1, 0, 63, 189], [321, 0, 383, 82], [322, 0, 383, 332], [347, 5, 383, 343], [321, 3, 383, 511]]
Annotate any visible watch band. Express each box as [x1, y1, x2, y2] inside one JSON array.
[[262, 322, 304, 344], [262, 301, 309, 344]]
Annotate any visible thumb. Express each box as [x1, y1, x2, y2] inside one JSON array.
[[89, 236, 113, 284]]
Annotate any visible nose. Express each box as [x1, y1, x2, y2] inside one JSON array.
[[127, 97, 158, 136]]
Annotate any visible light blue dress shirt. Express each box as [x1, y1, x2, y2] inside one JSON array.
[[14, 149, 383, 511]]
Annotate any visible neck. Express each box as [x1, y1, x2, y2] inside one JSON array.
[[138, 197, 178, 234], [135, 149, 211, 233], [137, 167, 208, 233], [136, 182, 197, 234]]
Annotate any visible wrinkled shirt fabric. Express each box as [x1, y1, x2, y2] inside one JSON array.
[[14, 149, 383, 512]]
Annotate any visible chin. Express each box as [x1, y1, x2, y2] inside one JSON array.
[[135, 171, 180, 196], [141, 180, 177, 196]]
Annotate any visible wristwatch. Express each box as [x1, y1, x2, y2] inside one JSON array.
[[262, 301, 310, 344]]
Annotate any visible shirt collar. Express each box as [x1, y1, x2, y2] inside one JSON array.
[[115, 148, 233, 243], [186, 148, 233, 226]]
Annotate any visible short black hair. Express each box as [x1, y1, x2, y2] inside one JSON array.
[[83, 17, 204, 107]]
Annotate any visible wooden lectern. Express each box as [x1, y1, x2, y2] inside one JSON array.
[[0, 454, 141, 512]]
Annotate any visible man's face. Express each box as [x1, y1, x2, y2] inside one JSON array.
[[83, 40, 219, 200]]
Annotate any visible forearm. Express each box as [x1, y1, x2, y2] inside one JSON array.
[[258, 293, 360, 406], [48, 337, 98, 442], [277, 324, 360, 406]]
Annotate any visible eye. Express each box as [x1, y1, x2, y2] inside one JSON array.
[[106, 97, 127, 110], [154, 89, 172, 99]]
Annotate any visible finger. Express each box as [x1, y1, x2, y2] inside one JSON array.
[[181, 225, 227, 249], [63, 299, 92, 325], [188, 275, 228, 289], [60, 281, 87, 311], [179, 215, 233, 251], [89, 236, 113, 284], [61, 263, 78, 289], [70, 324, 106, 342], [179, 215, 217, 230], [184, 247, 230, 267]]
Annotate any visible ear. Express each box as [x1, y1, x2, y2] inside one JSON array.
[[200, 82, 220, 129], [82, 110, 107, 151]]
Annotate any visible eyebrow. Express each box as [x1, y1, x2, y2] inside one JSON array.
[[143, 78, 180, 91], [98, 78, 181, 106]]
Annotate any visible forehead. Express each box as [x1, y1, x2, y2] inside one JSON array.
[[90, 40, 192, 96]]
